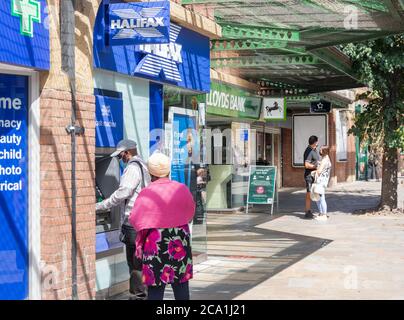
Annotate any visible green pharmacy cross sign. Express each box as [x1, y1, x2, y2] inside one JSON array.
[[12, 0, 41, 37]]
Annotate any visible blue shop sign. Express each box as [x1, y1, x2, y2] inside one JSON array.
[[0, 0, 50, 70], [107, 1, 170, 46], [0, 73, 29, 300], [95, 93, 124, 148], [94, 3, 210, 92]]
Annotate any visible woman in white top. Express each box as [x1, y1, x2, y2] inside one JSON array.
[[313, 145, 332, 220]]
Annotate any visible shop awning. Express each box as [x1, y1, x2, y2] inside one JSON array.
[[183, 0, 404, 94]]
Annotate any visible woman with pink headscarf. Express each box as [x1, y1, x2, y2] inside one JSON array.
[[129, 152, 195, 300]]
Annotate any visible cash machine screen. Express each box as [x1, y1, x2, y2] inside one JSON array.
[[95, 154, 121, 233]]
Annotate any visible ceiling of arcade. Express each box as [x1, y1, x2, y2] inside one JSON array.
[[182, 0, 404, 95]]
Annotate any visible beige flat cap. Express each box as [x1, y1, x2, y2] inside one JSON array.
[[148, 152, 171, 178]]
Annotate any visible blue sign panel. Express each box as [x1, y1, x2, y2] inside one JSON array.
[[171, 113, 199, 188], [94, 3, 210, 92], [95, 94, 124, 148], [0, 73, 29, 300], [241, 129, 249, 141], [0, 0, 50, 70], [107, 1, 170, 46]]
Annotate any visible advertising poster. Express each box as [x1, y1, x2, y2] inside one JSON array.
[[247, 166, 277, 215], [247, 166, 277, 204], [170, 109, 199, 189], [169, 107, 207, 224], [292, 114, 328, 167], [0, 74, 29, 299]]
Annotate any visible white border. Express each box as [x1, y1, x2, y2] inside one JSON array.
[[0, 64, 41, 300], [292, 113, 328, 168]]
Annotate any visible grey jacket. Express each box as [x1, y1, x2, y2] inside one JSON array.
[[95, 156, 151, 223]]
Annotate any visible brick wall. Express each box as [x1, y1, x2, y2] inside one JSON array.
[[281, 128, 305, 188], [281, 110, 356, 188], [40, 89, 96, 300], [38, 0, 99, 299]]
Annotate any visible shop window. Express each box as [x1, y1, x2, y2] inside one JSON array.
[[336, 110, 348, 161]]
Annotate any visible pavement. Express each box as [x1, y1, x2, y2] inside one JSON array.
[[113, 181, 404, 300]]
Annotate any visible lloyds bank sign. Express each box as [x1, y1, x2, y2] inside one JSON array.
[[206, 82, 262, 119]]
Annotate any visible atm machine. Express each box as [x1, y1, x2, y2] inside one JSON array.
[[95, 148, 122, 254]]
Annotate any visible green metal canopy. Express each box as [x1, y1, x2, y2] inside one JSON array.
[[183, 0, 404, 95]]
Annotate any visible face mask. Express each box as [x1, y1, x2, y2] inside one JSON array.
[[120, 159, 127, 170]]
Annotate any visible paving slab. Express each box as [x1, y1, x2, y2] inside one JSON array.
[[111, 181, 404, 300]]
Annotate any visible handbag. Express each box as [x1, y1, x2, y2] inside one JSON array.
[[310, 183, 321, 202]]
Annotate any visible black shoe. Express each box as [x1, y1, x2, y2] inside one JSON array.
[[304, 210, 314, 219]]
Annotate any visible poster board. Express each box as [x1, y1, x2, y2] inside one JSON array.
[[246, 166, 278, 215], [168, 107, 199, 189], [292, 114, 328, 167]]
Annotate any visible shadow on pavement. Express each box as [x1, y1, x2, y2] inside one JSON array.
[[188, 213, 332, 300]]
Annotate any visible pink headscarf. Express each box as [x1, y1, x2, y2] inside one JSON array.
[[129, 178, 195, 232], [129, 178, 195, 258]]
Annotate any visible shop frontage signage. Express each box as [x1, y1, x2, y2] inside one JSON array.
[[246, 166, 277, 215], [95, 94, 124, 148], [135, 23, 183, 82], [0, 74, 29, 300], [206, 82, 262, 119], [94, 6, 210, 92], [310, 100, 331, 113], [107, 1, 170, 46], [262, 97, 287, 121], [0, 0, 49, 70]]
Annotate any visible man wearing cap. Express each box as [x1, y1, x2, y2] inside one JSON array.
[[96, 139, 151, 300]]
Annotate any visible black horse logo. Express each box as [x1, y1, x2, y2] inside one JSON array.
[[265, 101, 282, 116]]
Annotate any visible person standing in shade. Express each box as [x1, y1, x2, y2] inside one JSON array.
[[313, 146, 332, 220], [129, 152, 195, 300], [367, 147, 380, 181], [303, 135, 320, 219], [96, 139, 151, 300]]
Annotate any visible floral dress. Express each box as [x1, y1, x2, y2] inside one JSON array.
[[141, 224, 193, 287]]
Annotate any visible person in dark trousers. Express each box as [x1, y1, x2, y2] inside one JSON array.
[[130, 153, 195, 300], [367, 148, 380, 181], [96, 139, 151, 300], [303, 135, 320, 219]]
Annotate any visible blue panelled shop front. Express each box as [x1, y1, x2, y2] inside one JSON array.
[[0, 0, 49, 300], [93, 0, 211, 297], [0, 74, 29, 300]]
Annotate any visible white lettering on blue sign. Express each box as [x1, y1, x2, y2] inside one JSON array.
[[135, 24, 183, 82], [111, 7, 166, 39], [111, 17, 165, 29], [0, 97, 22, 110], [139, 43, 182, 63]]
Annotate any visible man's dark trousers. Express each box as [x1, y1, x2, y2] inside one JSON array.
[[121, 223, 147, 300]]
